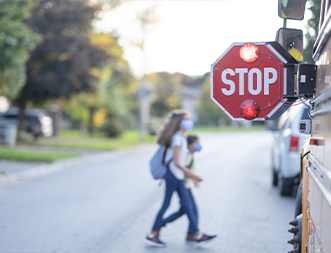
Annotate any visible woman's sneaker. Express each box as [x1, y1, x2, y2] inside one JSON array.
[[145, 234, 166, 247], [195, 233, 217, 247], [186, 234, 196, 241], [156, 227, 161, 236]]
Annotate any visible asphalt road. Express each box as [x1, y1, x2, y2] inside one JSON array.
[[0, 131, 296, 253]]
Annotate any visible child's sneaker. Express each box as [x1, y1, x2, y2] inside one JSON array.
[[195, 233, 217, 247], [145, 234, 166, 247], [186, 234, 196, 241]]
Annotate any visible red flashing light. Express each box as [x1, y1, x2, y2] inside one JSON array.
[[239, 99, 260, 120], [290, 136, 299, 152], [240, 43, 260, 63]]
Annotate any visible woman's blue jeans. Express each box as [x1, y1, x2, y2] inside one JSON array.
[[151, 169, 199, 234], [161, 188, 198, 236]]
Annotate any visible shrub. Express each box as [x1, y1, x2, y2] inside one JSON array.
[[99, 117, 125, 138]]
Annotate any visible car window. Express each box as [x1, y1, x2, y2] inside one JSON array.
[[4, 115, 17, 119], [284, 103, 305, 128], [285, 103, 311, 128], [277, 110, 290, 131], [26, 115, 36, 120], [301, 107, 311, 120]]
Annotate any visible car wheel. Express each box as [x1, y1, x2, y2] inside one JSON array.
[[33, 133, 41, 141], [272, 169, 278, 186], [290, 180, 303, 253], [280, 176, 293, 196]]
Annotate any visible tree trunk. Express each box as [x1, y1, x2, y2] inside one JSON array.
[[48, 103, 61, 136], [88, 106, 95, 135], [17, 93, 26, 134]]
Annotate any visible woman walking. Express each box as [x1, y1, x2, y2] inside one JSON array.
[[145, 109, 216, 247]]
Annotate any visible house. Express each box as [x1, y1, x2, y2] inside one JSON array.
[[180, 86, 201, 121]]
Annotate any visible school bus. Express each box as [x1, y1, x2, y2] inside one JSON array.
[[278, 0, 331, 252], [210, 0, 329, 251]]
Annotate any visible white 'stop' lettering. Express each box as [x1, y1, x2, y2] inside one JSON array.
[[221, 67, 277, 96]]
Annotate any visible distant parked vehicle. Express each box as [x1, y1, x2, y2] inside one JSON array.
[[271, 101, 311, 196], [0, 107, 53, 139]]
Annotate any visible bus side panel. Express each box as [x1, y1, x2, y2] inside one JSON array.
[[321, 194, 331, 253], [302, 154, 310, 252], [325, 113, 331, 169], [308, 175, 323, 252], [308, 20, 331, 252]]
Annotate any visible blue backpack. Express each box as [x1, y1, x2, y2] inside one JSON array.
[[149, 145, 172, 179]]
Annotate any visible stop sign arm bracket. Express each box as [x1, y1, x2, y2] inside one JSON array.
[[265, 97, 297, 120]]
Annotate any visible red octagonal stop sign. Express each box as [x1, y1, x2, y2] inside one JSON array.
[[211, 41, 294, 120]]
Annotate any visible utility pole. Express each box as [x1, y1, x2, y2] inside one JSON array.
[[135, 5, 158, 140]]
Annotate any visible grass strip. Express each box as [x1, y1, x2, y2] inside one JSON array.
[[18, 126, 266, 151], [24, 129, 156, 150], [0, 146, 78, 163], [33, 137, 143, 150]]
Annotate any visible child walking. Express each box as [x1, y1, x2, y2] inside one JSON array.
[[145, 110, 216, 247], [160, 135, 205, 241]]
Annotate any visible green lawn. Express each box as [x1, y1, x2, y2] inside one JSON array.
[[23, 126, 266, 150], [34, 126, 265, 150], [24, 129, 156, 150], [0, 126, 266, 162], [0, 146, 78, 163]]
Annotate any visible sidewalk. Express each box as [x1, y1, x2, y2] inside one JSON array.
[[0, 143, 155, 188]]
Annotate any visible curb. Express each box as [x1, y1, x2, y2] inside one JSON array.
[[0, 143, 156, 188], [0, 151, 119, 188]]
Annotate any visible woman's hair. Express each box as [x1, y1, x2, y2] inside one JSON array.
[[156, 109, 189, 146], [187, 135, 198, 145]]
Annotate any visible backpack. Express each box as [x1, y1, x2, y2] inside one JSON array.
[[149, 145, 172, 179]]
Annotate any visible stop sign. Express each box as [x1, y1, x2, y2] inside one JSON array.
[[211, 41, 295, 120]]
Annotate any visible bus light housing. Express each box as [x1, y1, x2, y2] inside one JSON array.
[[240, 43, 260, 63], [239, 99, 260, 120]]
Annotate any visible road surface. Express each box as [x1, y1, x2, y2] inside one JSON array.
[[0, 131, 296, 253]]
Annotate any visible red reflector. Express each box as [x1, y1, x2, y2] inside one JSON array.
[[310, 138, 325, 146], [239, 99, 260, 120], [290, 136, 299, 152], [240, 43, 260, 63]]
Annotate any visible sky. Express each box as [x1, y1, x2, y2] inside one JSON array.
[[95, 0, 310, 78]]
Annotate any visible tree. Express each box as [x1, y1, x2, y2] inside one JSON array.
[[91, 32, 135, 132], [0, 0, 40, 99], [303, 0, 321, 63], [91, 32, 135, 118], [15, 0, 108, 133], [133, 4, 159, 139], [149, 72, 182, 118], [62, 32, 136, 135]]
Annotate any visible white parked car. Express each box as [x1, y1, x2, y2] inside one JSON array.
[[271, 101, 311, 196], [0, 107, 53, 139]]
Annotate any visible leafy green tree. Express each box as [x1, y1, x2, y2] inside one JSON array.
[[92, 32, 135, 121], [0, 0, 40, 99], [149, 72, 182, 118], [15, 0, 108, 132], [303, 0, 321, 63], [63, 32, 136, 134], [91, 32, 135, 132]]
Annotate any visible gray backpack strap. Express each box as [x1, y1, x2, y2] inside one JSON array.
[[187, 156, 194, 169], [163, 146, 172, 168], [162, 146, 168, 166]]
